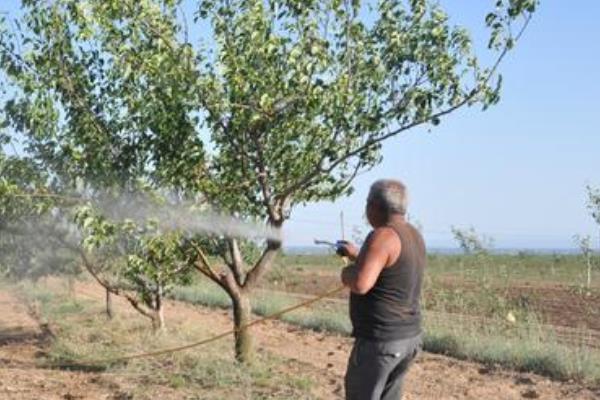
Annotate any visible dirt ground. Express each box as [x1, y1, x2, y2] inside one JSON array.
[[1, 282, 599, 400], [268, 271, 600, 331]]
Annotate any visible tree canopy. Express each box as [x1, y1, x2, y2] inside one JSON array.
[[1, 0, 537, 218]]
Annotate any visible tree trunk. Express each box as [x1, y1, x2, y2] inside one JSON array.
[[232, 293, 252, 363], [67, 275, 75, 298], [193, 237, 280, 363], [105, 288, 114, 320], [153, 286, 165, 331], [587, 257, 592, 289], [152, 308, 165, 331]]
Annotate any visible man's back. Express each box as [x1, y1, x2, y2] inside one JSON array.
[[349, 221, 426, 341]]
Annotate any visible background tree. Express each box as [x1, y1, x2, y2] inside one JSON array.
[[451, 226, 493, 256], [573, 234, 595, 291], [72, 202, 198, 330], [0, 0, 204, 324], [586, 184, 600, 250], [0, 0, 538, 362], [573, 184, 600, 292], [0, 149, 77, 280]]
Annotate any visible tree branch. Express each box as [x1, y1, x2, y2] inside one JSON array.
[[243, 239, 280, 290], [249, 128, 279, 223], [227, 238, 244, 285], [188, 239, 230, 292], [279, 13, 533, 199], [51, 233, 158, 321], [0, 38, 114, 153]]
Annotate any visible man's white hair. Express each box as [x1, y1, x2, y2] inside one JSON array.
[[368, 179, 408, 216]]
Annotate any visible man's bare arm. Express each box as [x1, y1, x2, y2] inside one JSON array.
[[340, 228, 400, 295], [341, 263, 358, 287]]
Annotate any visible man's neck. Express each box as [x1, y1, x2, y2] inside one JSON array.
[[387, 214, 406, 225], [373, 214, 406, 228]]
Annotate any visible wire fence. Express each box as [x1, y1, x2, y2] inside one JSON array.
[[254, 287, 600, 351]]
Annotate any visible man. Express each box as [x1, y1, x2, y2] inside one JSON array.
[[338, 179, 425, 400]]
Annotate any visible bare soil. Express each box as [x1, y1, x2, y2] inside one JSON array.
[[1, 282, 599, 399], [265, 271, 600, 331]]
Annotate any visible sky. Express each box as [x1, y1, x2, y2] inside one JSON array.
[[1, 1, 598, 250]]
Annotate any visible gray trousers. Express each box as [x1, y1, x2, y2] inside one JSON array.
[[344, 334, 422, 400]]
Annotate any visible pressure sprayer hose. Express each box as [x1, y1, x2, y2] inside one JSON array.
[[41, 285, 347, 369]]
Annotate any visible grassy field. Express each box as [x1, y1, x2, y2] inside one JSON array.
[[6, 251, 600, 394], [171, 280, 600, 385], [172, 252, 600, 385], [275, 252, 598, 286], [13, 280, 317, 399], [271, 252, 600, 320]]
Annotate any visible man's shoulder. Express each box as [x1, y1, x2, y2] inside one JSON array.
[[370, 226, 401, 244]]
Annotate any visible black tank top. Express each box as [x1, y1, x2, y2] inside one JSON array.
[[349, 221, 426, 341]]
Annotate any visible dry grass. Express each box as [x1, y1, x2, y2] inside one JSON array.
[[16, 280, 317, 400]]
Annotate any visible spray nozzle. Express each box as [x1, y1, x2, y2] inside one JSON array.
[[314, 239, 348, 255]]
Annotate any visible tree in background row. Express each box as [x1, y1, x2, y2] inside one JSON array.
[[1, 148, 194, 326], [573, 234, 595, 291], [73, 202, 199, 330], [451, 226, 493, 256], [0, 150, 77, 279], [572, 184, 600, 291], [0, 0, 538, 362], [587, 184, 600, 250]]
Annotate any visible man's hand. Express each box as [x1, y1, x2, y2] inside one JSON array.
[[336, 241, 359, 261]]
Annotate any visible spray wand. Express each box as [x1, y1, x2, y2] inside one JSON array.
[[313, 239, 350, 257]]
